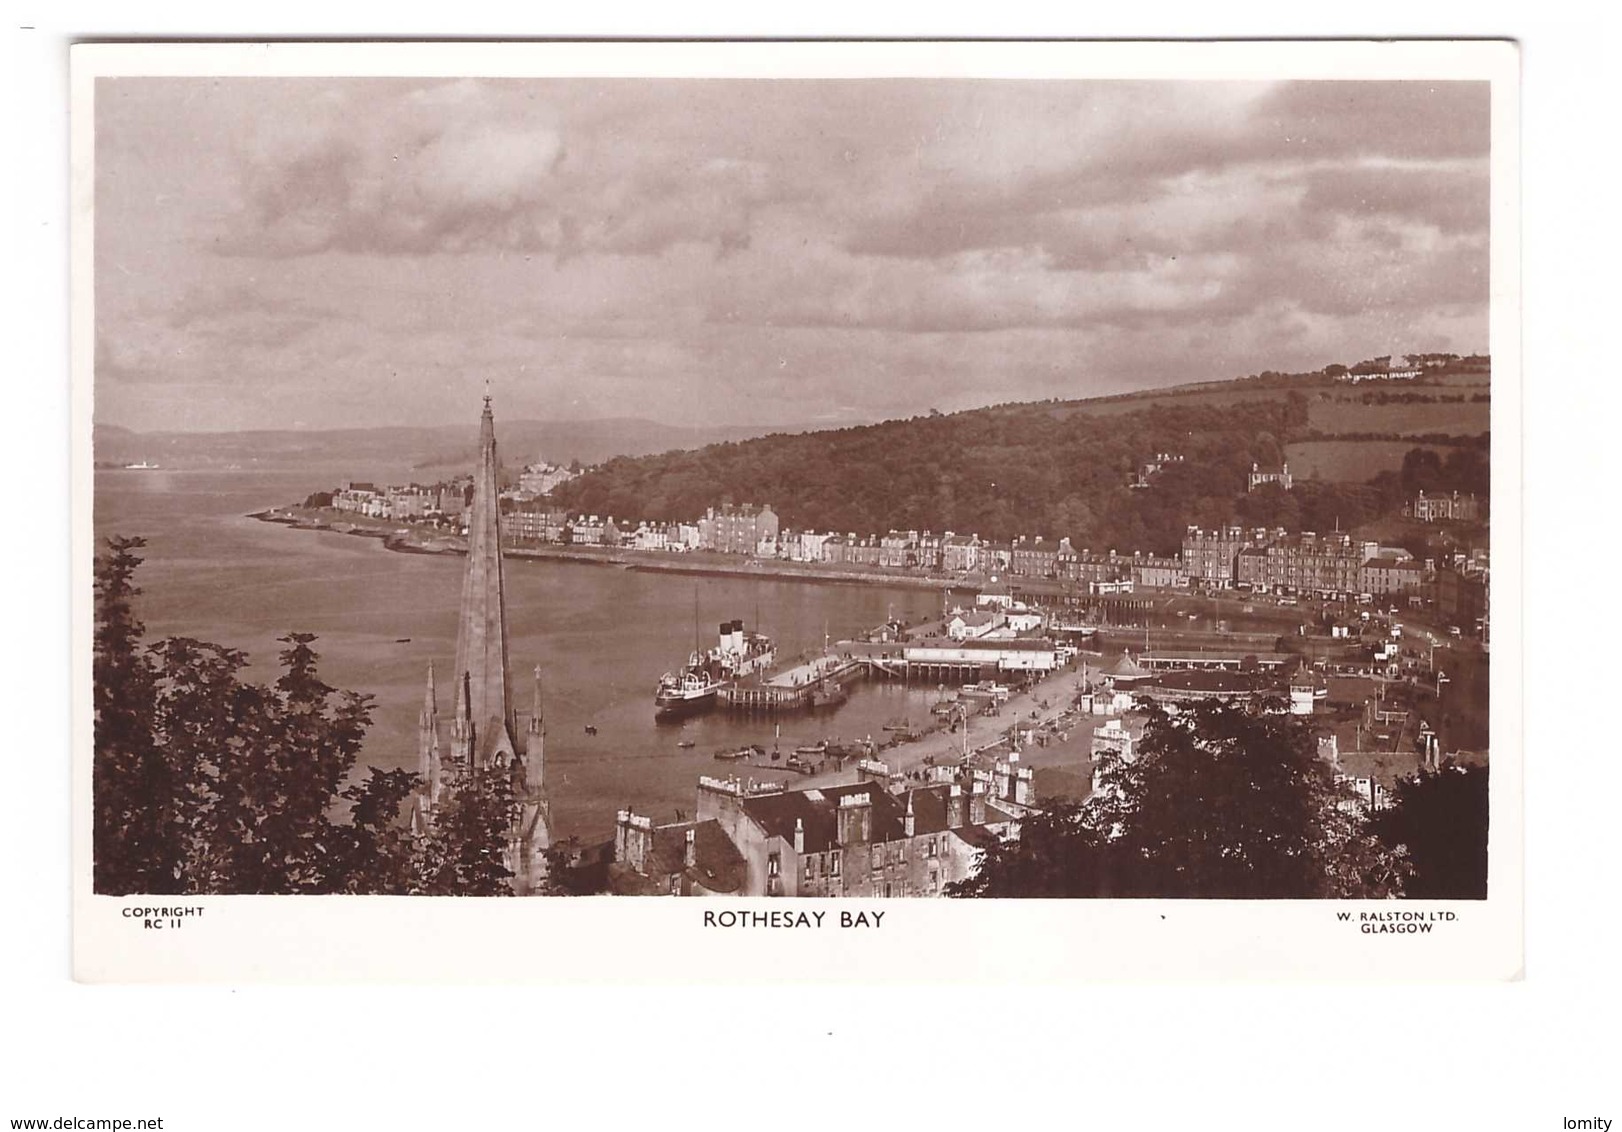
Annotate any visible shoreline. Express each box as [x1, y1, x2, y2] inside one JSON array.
[[249, 506, 983, 592]]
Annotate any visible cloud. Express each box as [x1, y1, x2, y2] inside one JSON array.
[[1296, 161, 1489, 234], [215, 80, 790, 261], [95, 77, 1493, 431]]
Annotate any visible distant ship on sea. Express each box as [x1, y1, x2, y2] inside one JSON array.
[[121, 460, 161, 470]]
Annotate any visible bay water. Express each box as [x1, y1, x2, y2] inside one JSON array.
[[94, 467, 947, 842]]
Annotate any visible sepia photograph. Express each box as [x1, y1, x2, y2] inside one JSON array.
[[72, 41, 1520, 982]]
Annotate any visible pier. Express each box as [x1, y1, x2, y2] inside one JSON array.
[[719, 655, 865, 712]]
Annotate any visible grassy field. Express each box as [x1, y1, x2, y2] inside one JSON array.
[[1046, 385, 1306, 419], [1284, 439, 1451, 482], [1307, 396, 1490, 436]]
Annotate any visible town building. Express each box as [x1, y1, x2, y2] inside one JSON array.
[[1409, 490, 1482, 523], [1010, 536, 1059, 578], [942, 532, 983, 573], [1432, 565, 1489, 638], [1360, 551, 1426, 597], [691, 770, 1022, 898], [333, 482, 384, 516], [1183, 526, 1263, 588], [902, 635, 1060, 675], [945, 609, 1006, 641], [518, 461, 577, 497], [607, 812, 747, 896], [1130, 452, 1184, 489], [506, 504, 568, 544], [1235, 532, 1374, 595], [700, 503, 780, 555], [1129, 553, 1187, 589], [914, 531, 944, 572], [879, 530, 916, 569], [846, 535, 882, 568], [1248, 462, 1294, 492]]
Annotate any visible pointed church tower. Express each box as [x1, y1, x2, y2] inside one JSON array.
[[454, 394, 517, 768], [418, 661, 443, 807], [414, 394, 550, 893], [525, 664, 545, 780]]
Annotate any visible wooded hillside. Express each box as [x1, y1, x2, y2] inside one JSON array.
[[550, 384, 1490, 557]]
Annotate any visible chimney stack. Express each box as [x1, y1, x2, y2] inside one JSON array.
[[793, 817, 805, 854], [684, 827, 696, 868]]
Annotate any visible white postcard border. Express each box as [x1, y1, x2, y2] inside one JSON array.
[[70, 38, 1523, 984]]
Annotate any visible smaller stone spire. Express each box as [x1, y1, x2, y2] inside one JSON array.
[[421, 661, 438, 723], [454, 668, 471, 722]]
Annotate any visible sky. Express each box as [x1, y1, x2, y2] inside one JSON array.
[[94, 77, 1490, 432]]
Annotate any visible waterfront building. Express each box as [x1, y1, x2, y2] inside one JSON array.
[[903, 635, 1059, 674], [879, 530, 913, 569], [1058, 547, 1131, 587], [984, 540, 1014, 574], [412, 397, 551, 894], [798, 530, 831, 564], [942, 532, 983, 573], [1234, 531, 1373, 595], [630, 521, 672, 552], [945, 609, 1005, 640], [914, 530, 943, 572], [507, 504, 568, 544], [847, 535, 882, 568], [569, 515, 618, 546], [1100, 651, 1152, 688], [1360, 551, 1425, 597], [1011, 536, 1059, 578], [1130, 553, 1187, 589], [700, 503, 780, 555], [385, 483, 441, 520], [1183, 526, 1255, 587], [334, 482, 383, 515]]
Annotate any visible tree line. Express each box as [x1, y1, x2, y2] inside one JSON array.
[[551, 397, 1315, 556], [550, 390, 1491, 556], [93, 537, 527, 896], [949, 700, 1489, 899]]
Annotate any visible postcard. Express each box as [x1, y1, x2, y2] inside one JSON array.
[[72, 39, 1520, 981]]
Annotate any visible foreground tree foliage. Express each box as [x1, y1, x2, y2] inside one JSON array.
[[950, 701, 1411, 899], [93, 537, 513, 896], [1372, 762, 1489, 899]]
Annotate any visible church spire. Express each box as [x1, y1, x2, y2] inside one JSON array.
[[422, 660, 438, 721], [453, 393, 516, 766], [418, 660, 443, 808]]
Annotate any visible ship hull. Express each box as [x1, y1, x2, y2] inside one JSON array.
[[655, 688, 720, 718]]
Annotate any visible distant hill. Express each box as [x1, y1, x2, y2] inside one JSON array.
[[90, 418, 808, 477], [549, 372, 1490, 557]]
